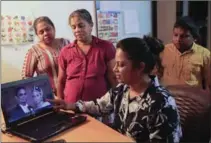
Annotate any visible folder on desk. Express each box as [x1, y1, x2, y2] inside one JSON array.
[[1, 75, 87, 143]]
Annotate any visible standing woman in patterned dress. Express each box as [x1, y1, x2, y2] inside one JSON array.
[[22, 16, 70, 95]]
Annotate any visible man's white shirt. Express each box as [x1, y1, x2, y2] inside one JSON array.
[[19, 104, 30, 113]]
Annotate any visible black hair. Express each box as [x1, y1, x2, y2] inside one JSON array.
[[116, 36, 164, 74], [174, 16, 200, 42], [33, 16, 55, 35], [143, 35, 164, 76], [69, 9, 93, 25], [15, 87, 26, 96]]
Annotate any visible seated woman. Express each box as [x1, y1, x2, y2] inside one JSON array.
[[22, 16, 70, 95], [32, 86, 50, 110], [50, 37, 182, 142]]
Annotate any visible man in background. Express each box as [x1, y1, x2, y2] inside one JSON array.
[[160, 16, 210, 92], [9, 87, 34, 119]]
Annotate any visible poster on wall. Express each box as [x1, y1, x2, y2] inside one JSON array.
[[1, 15, 35, 45], [97, 11, 121, 45]]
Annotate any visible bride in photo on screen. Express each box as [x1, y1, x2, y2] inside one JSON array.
[[31, 86, 50, 110]]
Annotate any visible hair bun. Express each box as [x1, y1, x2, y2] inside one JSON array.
[[143, 35, 164, 56]]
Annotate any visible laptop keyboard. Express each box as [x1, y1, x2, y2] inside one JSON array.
[[12, 112, 86, 140]]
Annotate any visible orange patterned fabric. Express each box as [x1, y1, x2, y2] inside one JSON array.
[[22, 38, 70, 92], [161, 42, 210, 89]]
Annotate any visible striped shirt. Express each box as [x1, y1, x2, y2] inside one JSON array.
[[22, 38, 70, 92]]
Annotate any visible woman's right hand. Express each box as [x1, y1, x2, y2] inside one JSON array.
[[47, 99, 75, 110]]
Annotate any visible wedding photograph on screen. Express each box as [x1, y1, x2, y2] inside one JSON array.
[[1, 79, 54, 123]]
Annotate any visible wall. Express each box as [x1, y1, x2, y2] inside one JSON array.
[[1, 1, 153, 83], [1, 1, 96, 83], [157, 1, 176, 44], [98, 1, 177, 45], [98, 1, 152, 39]]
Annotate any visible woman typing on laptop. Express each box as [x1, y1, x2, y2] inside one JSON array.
[[49, 37, 182, 143]]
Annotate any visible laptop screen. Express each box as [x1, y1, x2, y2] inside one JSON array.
[[1, 75, 54, 125]]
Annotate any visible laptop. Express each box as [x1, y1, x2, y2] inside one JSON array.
[[1, 75, 87, 143]]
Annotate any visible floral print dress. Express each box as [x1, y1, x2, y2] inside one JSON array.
[[75, 76, 182, 142]]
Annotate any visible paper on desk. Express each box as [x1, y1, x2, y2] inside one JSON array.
[[124, 10, 140, 34]]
